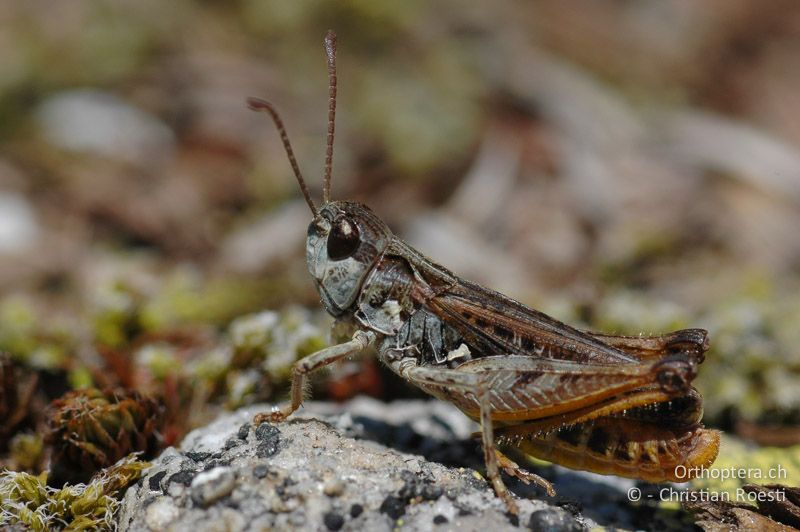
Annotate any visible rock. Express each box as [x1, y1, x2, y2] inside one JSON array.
[[118, 398, 669, 531]]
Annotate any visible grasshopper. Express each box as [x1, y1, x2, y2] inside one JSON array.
[[249, 31, 720, 514]]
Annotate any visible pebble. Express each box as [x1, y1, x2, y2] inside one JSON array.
[[224, 437, 243, 450], [527, 508, 582, 532], [168, 470, 195, 486], [253, 464, 269, 479], [323, 511, 345, 531], [420, 484, 443, 501], [185, 452, 211, 462], [324, 479, 346, 497], [144, 498, 180, 529], [255, 423, 281, 457], [149, 471, 167, 492], [379, 495, 406, 520], [255, 423, 280, 441], [190, 467, 236, 507]]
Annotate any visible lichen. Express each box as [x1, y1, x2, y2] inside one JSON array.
[[588, 282, 800, 428], [187, 307, 329, 408], [689, 435, 800, 496]]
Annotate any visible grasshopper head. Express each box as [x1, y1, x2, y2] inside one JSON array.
[[248, 32, 392, 315], [306, 201, 392, 315]]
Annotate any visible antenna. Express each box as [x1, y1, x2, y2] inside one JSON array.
[[247, 97, 319, 218], [323, 30, 337, 204]]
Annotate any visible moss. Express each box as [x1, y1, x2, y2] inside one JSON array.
[[0, 298, 38, 355], [228, 308, 328, 379], [45, 388, 163, 485], [0, 455, 148, 531], [229, 311, 279, 368], [225, 369, 267, 410]]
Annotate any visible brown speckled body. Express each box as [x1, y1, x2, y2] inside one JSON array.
[[250, 31, 718, 514], [299, 201, 719, 491]]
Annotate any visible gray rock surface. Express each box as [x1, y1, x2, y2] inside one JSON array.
[[118, 398, 692, 531]]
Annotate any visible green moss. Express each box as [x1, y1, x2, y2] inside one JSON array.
[[239, 0, 483, 179], [0, 454, 147, 530], [188, 346, 231, 387], [352, 57, 482, 176], [228, 308, 328, 379], [229, 311, 279, 367], [225, 369, 264, 410], [241, 0, 423, 46]]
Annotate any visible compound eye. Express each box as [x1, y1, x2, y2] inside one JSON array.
[[327, 218, 360, 260]]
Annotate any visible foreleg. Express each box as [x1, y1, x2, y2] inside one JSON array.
[[254, 330, 375, 425]]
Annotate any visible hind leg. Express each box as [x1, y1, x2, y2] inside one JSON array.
[[478, 385, 520, 514], [494, 448, 556, 496]]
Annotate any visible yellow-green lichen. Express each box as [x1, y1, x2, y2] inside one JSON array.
[[689, 435, 800, 496]]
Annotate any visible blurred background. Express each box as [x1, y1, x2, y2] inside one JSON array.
[[2, 0, 800, 475]]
